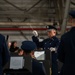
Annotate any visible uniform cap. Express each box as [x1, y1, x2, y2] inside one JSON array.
[[69, 10, 75, 18], [46, 25, 57, 31], [21, 41, 37, 52]]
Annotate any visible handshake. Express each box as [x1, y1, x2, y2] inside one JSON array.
[[50, 47, 56, 52]]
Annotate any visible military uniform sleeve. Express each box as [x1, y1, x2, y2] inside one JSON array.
[[32, 36, 43, 48]]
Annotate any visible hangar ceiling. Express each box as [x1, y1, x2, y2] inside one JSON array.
[[0, 0, 75, 24], [0, 0, 75, 23], [0, 0, 75, 41], [0, 0, 53, 22]]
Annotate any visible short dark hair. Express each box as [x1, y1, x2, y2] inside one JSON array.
[[69, 10, 75, 18]]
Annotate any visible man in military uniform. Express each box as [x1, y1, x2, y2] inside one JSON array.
[[32, 25, 59, 75], [21, 41, 47, 75], [58, 10, 75, 75]]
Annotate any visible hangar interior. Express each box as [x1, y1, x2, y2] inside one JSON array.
[[0, 0, 75, 46], [1, 0, 75, 75]]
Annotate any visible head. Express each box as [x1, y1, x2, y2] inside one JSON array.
[[11, 41, 18, 48], [69, 10, 75, 26], [18, 49, 24, 55], [46, 25, 57, 38], [21, 41, 37, 58]]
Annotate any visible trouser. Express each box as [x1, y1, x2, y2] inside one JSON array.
[[52, 53, 58, 75]]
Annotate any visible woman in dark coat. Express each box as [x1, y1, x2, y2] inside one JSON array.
[[9, 41, 19, 53]]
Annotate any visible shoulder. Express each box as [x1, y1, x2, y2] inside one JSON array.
[[0, 34, 5, 38], [52, 36, 59, 43], [0, 34, 5, 41], [61, 31, 70, 40], [53, 36, 59, 40], [43, 38, 50, 42]]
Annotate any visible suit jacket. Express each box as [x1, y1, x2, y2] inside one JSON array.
[[58, 27, 75, 75], [0, 34, 10, 75]]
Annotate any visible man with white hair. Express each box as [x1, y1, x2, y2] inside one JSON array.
[[32, 25, 59, 75]]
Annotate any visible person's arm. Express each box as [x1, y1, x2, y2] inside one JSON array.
[[32, 35, 44, 48], [32, 30, 45, 48], [32, 36, 40, 48]]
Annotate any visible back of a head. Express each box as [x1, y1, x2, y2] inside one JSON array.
[[21, 41, 37, 53], [69, 10, 75, 18], [69, 10, 75, 27]]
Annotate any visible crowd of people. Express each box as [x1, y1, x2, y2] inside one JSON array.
[[1, 10, 75, 75]]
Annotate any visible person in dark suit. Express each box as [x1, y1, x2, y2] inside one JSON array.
[[57, 10, 75, 75], [21, 41, 47, 75], [0, 34, 10, 75], [32, 25, 59, 75]]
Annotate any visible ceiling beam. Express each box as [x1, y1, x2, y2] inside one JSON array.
[[58, 0, 64, 25], [0, 14, 55, 19], [0, 22, 53, 26]]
